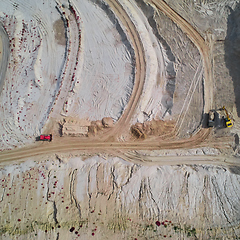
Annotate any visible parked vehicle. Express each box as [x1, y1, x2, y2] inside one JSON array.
[[37, 134, 52, 142]]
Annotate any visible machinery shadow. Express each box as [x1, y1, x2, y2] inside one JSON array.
[[35, 136, 40, 141]]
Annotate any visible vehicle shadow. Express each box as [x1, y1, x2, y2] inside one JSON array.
[[35, 136, 40, 141], [225, 3, 240, 117]]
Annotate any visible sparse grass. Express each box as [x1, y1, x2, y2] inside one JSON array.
[[173, 224, 196, 237], [107, 218, 128, 232], [0, 220, 88, 236]]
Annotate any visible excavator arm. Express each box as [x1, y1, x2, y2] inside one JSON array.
[[222, 106, 233, 127]]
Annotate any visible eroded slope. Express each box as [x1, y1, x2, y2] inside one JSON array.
[[1, 156, 240, 239]]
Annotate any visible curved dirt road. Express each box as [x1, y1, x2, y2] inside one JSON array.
[[99, 0, 146, 140], [0, 128, 212, 163], [104, 0, 213, 140], [150, 0, 213, 113], [0, 0, 218, 164], [50, 5, 80, 120]]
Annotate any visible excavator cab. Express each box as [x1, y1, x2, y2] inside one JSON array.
[[225, 118, 233, 128]]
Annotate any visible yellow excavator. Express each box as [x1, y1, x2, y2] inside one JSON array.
[[203, 106, 233, 128], [221, 106, 233, 128]]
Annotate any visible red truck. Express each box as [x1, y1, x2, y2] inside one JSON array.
[[39, 134, 52, 141]]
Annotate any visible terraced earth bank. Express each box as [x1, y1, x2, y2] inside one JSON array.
[[1, 0, 240, 239]]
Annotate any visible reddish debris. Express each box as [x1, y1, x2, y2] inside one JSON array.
[[156, 221, 160, 226]]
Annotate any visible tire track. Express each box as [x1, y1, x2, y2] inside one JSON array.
[[173, 61, 203, 134], [100, 0, 146, 139], [0, 128, 211, 163], [150, 0, 213, 113], [0, 0, 218, 165]]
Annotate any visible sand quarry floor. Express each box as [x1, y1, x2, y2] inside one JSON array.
[[1, 0, 240, 239], [0, 0, 209, 151]]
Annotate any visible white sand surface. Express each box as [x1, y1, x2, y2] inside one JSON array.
[[0, 0, 66, 150], [63, 0, 135, 121], [0, 23, 9, 93]]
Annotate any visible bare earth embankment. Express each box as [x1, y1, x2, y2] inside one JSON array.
[[1, 0, 240, 239]]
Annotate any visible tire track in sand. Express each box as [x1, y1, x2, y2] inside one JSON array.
[[0, 0, 219, 164], [150, 0, 214, 113], [100, 0, 146, 140], [0, 128, 212, 163]]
